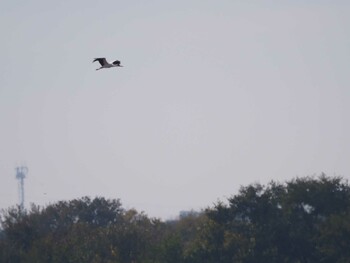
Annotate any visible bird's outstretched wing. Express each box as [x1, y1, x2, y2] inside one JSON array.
[[93, 58, 108, 66], [112, 60, 121, 66]]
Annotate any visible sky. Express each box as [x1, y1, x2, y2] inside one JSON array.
[[1, 1, 349, 219]]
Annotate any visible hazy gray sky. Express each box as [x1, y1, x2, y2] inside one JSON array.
[[1, 1, 349, 219]]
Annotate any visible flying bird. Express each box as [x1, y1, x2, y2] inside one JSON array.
[[93, 58, 123, 70]]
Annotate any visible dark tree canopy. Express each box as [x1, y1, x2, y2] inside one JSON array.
[[1, 175, 349, 263]]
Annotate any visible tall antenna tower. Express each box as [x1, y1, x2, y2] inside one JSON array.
[[15, 166, 28, 211]]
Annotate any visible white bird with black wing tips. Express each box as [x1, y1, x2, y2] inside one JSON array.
[[93, 58, 123, 70]]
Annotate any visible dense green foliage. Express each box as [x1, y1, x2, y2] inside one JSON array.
[[1, 175, 350, 262]]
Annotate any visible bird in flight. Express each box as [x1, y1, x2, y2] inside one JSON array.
[[93, 58, 123, 70]]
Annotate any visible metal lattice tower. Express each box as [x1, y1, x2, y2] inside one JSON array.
[[15, 166, 28, 211]]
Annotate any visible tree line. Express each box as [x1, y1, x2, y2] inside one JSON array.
[[1, 174, 350, 262]]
